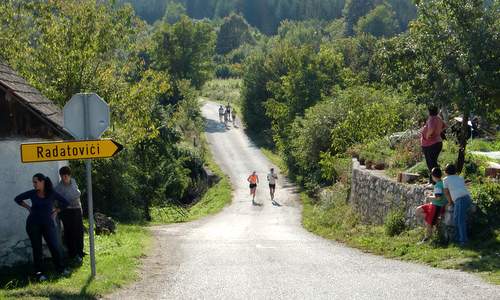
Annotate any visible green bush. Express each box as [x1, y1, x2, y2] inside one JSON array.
[[467, 138, 500, 152], [407, 161, 429, 178], [471, 181, 500, 228], [315, 183, 359, 231], [384, 210, 406, 236], [359, 138, 394, 164], [389, 137, 422, 169]]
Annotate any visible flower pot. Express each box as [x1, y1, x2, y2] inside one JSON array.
[[366, 160, 373, 169]]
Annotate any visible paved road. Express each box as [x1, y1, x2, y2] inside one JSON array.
[[107, 102, 500, 300]]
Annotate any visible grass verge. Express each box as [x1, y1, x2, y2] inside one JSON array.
[[301, 192, 500, 285], [261, 147, 499, 285], [150, 137, 232, 224], [0, 224, 152, 299]]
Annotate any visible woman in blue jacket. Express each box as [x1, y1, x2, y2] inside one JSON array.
[[14, 173, 70, 281]]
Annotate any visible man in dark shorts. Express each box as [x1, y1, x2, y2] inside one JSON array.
[[267, 168, 278, 204]]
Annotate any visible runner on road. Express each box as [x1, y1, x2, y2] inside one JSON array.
[[218, 105, 224, 123], [224, 110, 230, 129], [232, 110, 238, 128], [247, 171, 259, 205], [226, 103, 232, 121], [267, 168, 278, 203]]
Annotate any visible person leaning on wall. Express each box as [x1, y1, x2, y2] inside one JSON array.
[[14, 173, 70, 281], [55, 166, 85, 263]]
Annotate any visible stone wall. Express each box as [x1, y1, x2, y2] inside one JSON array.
[[349, 159, 427, 227], [0, 139, 66, 267]]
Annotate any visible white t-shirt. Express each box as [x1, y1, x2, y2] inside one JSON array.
[[267, 172, 277, 185], [443, 175, 470, 201]]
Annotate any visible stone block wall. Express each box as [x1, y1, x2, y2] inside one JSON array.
[[349, 159, 427, 227]]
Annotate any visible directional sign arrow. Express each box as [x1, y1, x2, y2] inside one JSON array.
[[20, 139, 123, 163]]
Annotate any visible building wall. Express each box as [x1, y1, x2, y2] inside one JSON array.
[[0, 138, 66, 267], [349, 159, 427, 227]]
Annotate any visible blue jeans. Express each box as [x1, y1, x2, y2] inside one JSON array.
[[453, 195, 471, 245]]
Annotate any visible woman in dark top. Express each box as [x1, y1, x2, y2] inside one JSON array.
[[14, 173, 70, 280]]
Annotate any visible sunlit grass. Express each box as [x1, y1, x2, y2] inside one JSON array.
[[0, 224, 152, 299], [301, 193, 500, 285], [151, 135, 232, 225]]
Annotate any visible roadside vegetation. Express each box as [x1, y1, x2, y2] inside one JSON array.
[[0, 224, 152, 299], [0, 1, 230, 298], [150, 142, 232, 224], [0, 0, 498, 297], [199, 0, 499, 285]]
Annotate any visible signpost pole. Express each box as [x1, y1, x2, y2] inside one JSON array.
[[83, 93, 97, 277]]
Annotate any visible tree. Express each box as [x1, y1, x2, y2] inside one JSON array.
[[355, 4, 400, 37], [343, 0, 377, 36], [398, 0, 500, 171], [164, 1, 187, 24], [152, 16, 215, 89], [216, 14, 255, 55]]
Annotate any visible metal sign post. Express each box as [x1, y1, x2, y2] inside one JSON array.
[[63, 93, 111, 278], [19, 93, 116, 278], [83, 94, 96, 278]]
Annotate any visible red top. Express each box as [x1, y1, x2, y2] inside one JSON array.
[[421, 116, 445, 147]]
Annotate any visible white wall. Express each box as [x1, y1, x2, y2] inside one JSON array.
[[0, 138, 66, 266]]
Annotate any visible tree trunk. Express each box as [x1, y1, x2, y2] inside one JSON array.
[[144, 195, 152, 221], [456, 114, 469, 173]]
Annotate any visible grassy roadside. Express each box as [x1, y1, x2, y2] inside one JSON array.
[[260, 148, 499, 285], [0, 224, 152, 299], [150, 127, 233, 225], [302, 193, 500, 285]]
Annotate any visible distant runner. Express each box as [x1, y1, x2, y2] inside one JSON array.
[[267, 168, 278, 203], [247, 171, 259, 205], [224, 110, 229, 129], [218, 105, 224, 123], [226, 103, 232, 121], [232, 111, 238, 128]]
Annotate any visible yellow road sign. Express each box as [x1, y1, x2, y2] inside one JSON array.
[[21, 139, 123, 163]]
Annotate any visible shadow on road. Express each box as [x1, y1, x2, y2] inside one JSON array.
[[205, 118, 229, 133]]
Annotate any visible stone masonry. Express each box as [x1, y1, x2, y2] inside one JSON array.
[[349, 159, 427, 227]]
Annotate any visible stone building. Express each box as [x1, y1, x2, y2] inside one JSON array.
[[0, 62, 71, 266]]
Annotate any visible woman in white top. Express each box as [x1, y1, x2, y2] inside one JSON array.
[[267, 168, 278, 202], [443, 164, 472, 246]]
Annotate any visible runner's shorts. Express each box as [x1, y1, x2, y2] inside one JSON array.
[[249, 183, 257, 189], [269, 184, 276, 189]]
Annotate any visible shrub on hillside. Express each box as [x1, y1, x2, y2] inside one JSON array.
[[470, 181, 500, 228], [384, 210, 406, 236], [315, 183, 359, 231]]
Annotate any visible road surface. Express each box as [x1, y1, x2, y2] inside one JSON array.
[[107, 101, 500, 299]]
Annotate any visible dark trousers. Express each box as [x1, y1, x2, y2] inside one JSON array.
[[26, 216, 64, 273], [422, 142, 443, 183], [59, 208, 84, 258]]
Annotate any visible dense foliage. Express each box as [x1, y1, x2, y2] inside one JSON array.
[[120, 0, 416, 35], [240, 0, 499, 192], [0, 0, 213, 221]]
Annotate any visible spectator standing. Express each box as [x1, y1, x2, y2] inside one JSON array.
[[55, 166, 85, 262], [421, 105, 446, 184], [443, 164, 472, 247]]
